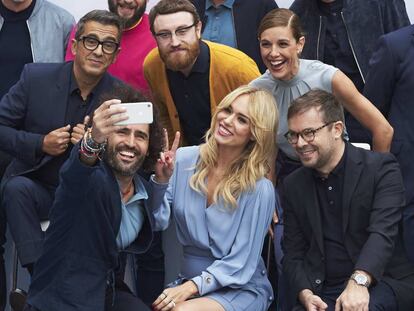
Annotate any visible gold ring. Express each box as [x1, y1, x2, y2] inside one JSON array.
[[170, 300, 176, 308], [160, 292, 167, 299]]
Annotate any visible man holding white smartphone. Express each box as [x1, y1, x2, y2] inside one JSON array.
[[24, 85, 179, 311]]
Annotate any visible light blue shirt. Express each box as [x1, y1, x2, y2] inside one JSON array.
[[202, 0, 237, 48], [116, 176, 148, 250]]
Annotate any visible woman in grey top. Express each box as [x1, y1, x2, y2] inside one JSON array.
[[250, 8, 392, 166], [151, 86, 280, 311]]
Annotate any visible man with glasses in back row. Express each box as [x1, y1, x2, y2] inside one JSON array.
[[144, 0, 260, 146], [281, 89, 414, 311], [0, 9, 125, 310]]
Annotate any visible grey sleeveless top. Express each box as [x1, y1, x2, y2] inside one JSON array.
[[250, 59, 338, 159]]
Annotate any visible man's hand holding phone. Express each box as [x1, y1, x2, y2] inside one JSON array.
[[90, 100, 154, 142], [90, 99, 126, 143]]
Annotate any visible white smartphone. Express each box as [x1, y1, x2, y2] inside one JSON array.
[[113, 102, 153, 125]]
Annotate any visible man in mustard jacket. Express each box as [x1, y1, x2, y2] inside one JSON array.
[[144, 0, 260, 145]]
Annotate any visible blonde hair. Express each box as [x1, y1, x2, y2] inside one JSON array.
[[190, 85, 279, 208]]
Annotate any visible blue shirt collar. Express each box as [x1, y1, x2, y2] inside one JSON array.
[[206, 0, 235, 10], [119, 175, 148, 205]]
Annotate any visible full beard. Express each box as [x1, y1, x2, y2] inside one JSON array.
[[104, 145, 145, 177], [108, 1, 146, 29], [159, 40, 200, 72]]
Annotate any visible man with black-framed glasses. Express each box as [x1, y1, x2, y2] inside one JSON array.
[[144, 0, 260, 146], [282, 89, 414, 311], [0, 10, 126, 310]]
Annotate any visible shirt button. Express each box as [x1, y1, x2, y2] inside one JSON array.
[[205, 276, 212, 284], [261, 270, 266, 275], [269, 296, 273, 301], [315, 279, 322, 285], [329, 201, 334, 205], [328, 186, 333, 191]]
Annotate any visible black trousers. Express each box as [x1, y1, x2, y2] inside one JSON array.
[[0, 150, 11, 311], [292, 281, 397, 311], [0, 220, 5, 311], [135, 231, 164, 305], [23, 281, 150, 311], [1, 176, 55, 267]]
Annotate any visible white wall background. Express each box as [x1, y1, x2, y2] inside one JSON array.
[[50, 0, 413, 23]]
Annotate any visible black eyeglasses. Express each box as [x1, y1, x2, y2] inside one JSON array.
[[78, 36, 119, 54], [154, 23, 197, 42], [284, 121, 336, 144]]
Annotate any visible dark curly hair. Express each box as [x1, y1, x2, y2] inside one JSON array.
[[97, 82, 164, 173]]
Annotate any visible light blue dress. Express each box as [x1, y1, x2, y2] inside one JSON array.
[[151, 146, 276, 311]]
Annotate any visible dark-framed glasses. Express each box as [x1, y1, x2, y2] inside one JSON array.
[[284, 121, 336, 144], [78, 36, 119, 54], [154, 23, 197, 42]]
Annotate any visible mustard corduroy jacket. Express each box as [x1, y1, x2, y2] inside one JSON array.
[[143, 40, 260, 144]]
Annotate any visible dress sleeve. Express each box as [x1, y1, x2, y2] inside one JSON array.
[[191, 180, 275, 295], [149, 174, 172, 231], [147, 147, 193, 231]]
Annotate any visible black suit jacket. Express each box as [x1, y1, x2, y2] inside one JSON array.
[[282, 144, 414, 310], [364, 25, 414, 261], [0, 62, 122, 189]]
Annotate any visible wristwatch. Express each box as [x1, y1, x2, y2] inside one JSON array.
[[350, 272, 370, 287]]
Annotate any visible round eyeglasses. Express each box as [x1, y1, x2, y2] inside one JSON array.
[[78, 36, 119, 55], [284, 121, 336, 144], [154, 23, 197, 42]]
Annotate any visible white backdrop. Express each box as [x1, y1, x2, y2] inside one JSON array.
[[50, 0, 413, 22]]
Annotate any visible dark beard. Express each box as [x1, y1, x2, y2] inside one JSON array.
[[108, 1, 146, 29], [159, 40, 200, 72], [104, 145, 145, 177]]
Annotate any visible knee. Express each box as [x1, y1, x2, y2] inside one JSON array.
[[2, 176, 34, 198], [2, 176, 35, 207]]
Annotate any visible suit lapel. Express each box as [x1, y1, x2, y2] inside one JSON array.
[[51, 62, 73, 129], [302, 169, 325, 255], [342, 144, 363, 233]]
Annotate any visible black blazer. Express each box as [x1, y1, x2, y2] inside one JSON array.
[[364, 25, 414, 261], [0, 62, 121, 189], [282, 144, 414, 310], [192, 0, 278, 73]]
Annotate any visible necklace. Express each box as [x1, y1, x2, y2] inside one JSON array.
[[120, 181, 134, 197]]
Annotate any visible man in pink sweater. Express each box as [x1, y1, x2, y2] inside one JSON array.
[[66, 0, 156, 95]]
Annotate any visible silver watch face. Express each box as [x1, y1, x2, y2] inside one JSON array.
[[354, 274, 368, 285]]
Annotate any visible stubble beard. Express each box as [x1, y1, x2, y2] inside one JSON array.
[[108, 1, 147, 29], [104, 144, 145, 177]]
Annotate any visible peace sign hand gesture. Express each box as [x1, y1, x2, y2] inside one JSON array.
[[154, 129, 180, 184]]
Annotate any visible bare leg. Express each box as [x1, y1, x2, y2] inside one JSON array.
[[173, 297, 225, 311]]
